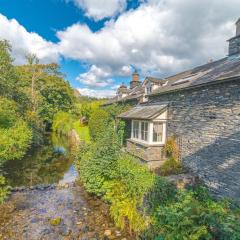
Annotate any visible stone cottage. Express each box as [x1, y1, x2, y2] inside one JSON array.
[[118, 19, 240, 200], [103, 70, 144, 106]]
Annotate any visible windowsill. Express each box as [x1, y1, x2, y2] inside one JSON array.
[[128, 138, 165, 147]]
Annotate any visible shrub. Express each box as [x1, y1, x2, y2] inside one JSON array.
[[0, 175, 11, 204], [77, 124, 121, 195], [145, 175, 177, 213], [0, 97, 17, 128], [103, 154, 154, 233], [160, 136, 183, 176], [88, 108, 110, 141], [164, 136, 180, 160], [159, 157, 183, 176], [152, 187, 240, 240], [0, 120, 32, 164]]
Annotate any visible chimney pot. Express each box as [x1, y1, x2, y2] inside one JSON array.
[[228, 17, 240, 56]]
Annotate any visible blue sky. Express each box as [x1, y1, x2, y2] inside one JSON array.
[[0, 0, 239, 97]]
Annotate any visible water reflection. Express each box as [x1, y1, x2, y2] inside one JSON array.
[[1, 133, 78, 187]]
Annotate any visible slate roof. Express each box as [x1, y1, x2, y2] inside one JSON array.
[[149, 56, 240, 96], [103, 85, 144, 106], [118, 104, 167, 120]]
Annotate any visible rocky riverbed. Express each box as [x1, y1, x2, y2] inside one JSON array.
[[0, 182, 131, 240]]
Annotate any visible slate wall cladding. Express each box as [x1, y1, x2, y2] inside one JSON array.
[[148, 79, 240, 199]]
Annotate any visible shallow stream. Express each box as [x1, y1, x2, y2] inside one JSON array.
[[0, 134, 131, 240]]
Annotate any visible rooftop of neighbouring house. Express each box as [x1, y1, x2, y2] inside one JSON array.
[[118, 104, 167, 120], [148, 56, 240, 97]]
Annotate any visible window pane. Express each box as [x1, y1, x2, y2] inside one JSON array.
[[153, 122, 163, 142], [141, 122, 148, 141], [133, 121, 139, 139]]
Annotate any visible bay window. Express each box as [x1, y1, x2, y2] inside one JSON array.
[[131, 120, 166, 145], [153, 122, 163, 142], [132, 120, 139, 139]]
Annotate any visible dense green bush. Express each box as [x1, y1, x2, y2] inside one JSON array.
[[150, 187, 240, 240], [77, 123, 121, 195], [103, 154, 154, 233], [88, 108, 110, 141], [0, 97, 17, 128], [0, 120, 32, 164]]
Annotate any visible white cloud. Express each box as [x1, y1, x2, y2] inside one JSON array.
[[71, 0, 127, 21], [0, 14, 59, 64], [58, 0, 240, 78], [1, 0, 240, 93], [77, 87, 115, 98], [76, 65, 113, 87]]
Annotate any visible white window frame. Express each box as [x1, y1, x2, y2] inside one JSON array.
[[131, 119, 166, 145]]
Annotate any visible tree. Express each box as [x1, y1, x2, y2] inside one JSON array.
[[0, 40, 18, 98]]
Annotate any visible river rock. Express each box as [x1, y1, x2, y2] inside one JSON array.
[[104, 229, 111, 236], [49, 217, 62, 226], [60, 225, 71, 236], [115, 230, 121, 237]]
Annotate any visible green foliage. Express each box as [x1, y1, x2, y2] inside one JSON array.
[[52, 111, 75, 135], [0, 120, 32, 164], [0, 40, 18, 98], [39, 76, 75, 124], [73, 121, 90, 143], [88, 108, 110, 141], [0, 175, 11, 204], [145, 175, 177, 213], [164, 136, 180, 159], [150, 187, 240, 240], [0, 97, 17, 128], [159, 136, 183, 176], [75, 100, 105, 120], [103, 154, 154, 233], [77, 124, 120, 195], [159, 157, 183, 176]]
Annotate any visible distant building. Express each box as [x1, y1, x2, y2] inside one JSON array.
[[103, 70, 144, 106], [117, 18, 240, 200]]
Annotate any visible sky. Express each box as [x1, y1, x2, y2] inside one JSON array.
[[0, 0, 239, 98]]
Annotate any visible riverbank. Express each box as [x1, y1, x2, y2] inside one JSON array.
[[0, 181, 130, 240]]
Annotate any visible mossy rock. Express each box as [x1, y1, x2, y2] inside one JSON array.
[[49, 217, 62, 226]]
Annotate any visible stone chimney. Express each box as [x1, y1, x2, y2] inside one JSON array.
[[228, 18, 240, 56], [236, 18, 240, 36], [130, 70, 140, 89]]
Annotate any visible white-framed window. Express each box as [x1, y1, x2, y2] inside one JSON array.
[[141, 121, 149, 141], [132, 120, 139, 139], [153, 122, 163, 142], [131, 120, 166, 145]]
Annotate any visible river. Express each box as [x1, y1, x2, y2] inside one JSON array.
[[0, 134, 131, 240]]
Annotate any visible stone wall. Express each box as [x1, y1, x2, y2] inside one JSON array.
[[148, 79, 240, 200], [126, 139, 165, 169]]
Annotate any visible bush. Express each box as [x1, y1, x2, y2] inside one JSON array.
[[152, 187, 240, 240], [159, 157, 183, 176], [0, 175, 11, 204], [77, 124, 121, 195], [103, 154, 154, 233], [160, 136, 183, 176], [145, 176, 177, 213], [0, 120, 32, 164], [88, 108, 110, 141], [0, 97, 17, 128]]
